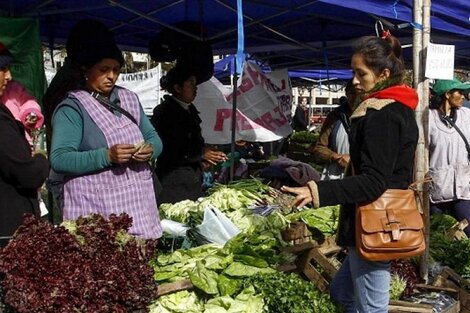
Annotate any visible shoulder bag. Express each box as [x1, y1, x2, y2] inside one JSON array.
[[353, 164, 427, 261]]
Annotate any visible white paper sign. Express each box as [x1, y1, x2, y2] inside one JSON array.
[[116, 66, 164, 115], [193, 62, 293, 144], [425, 43, 455, 80]]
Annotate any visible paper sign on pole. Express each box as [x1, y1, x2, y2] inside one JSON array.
[[425, 43, 455, 80], [116, 66, 163, 115], [193, 62, 293, 144]]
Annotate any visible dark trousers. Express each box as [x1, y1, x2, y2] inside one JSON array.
[[430, 199, 470, 236], [158, 166, 203, 205]]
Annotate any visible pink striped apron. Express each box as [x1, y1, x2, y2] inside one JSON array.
[[63, 88, 162, 239]]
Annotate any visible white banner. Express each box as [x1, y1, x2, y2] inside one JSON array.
[[425, 43, 455, 80], [116, 66, 163, 115], [194, 62, 292, 144]]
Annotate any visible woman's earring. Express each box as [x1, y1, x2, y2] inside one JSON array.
[[85, 76, 88, 81]]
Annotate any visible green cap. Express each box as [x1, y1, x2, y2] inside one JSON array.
[[432, 78, 470, 96]]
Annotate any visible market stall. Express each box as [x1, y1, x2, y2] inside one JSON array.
[[1, 178, 467, 313]]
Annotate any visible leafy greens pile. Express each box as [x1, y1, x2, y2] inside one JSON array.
[[286, 205, 339, 241], [149, 287, 265, 313], [429, 214, 470, 278], [243, 271, 340, 313], [0, 214, 158, 313], [160, 179, 291, 237]]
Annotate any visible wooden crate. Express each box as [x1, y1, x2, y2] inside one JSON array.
[[281, 221, 314, 245], [389, 284, 460, 313], [157, 279, 193, 297], [433, 266, 470, 312], [448, 219, 469, 240], [280, 234, 342, 292]]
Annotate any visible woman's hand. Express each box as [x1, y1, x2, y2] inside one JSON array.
[[332, 153, 350, 168], [281, 185, 312, 208], [132, 143, 153, 162], [203, 147, 227, 165], [24, 112, 38, 127], [108, 144, 138, 164]]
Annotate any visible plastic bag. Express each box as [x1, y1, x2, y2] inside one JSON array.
[[195, 205, 240, 245], [161, 219, 190, 237]]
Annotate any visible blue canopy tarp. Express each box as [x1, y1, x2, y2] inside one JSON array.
[[0, 0, 468, 69], [215, 56, 352, 85]]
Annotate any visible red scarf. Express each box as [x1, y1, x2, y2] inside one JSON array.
[[364, 84, 418, 110]]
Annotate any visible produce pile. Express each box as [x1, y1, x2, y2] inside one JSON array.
[[152, 178, 341, 312], [0, 214, 157, 313], [243, 272, 339, 313], [290, 130, 319, 145], [429, 214, 470, 279], [159, 179, 293, 237], [6, 177, 455, 312], [150, 271, 340, 313]]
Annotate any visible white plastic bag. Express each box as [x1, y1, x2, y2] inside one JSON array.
[[196, 205, 240, 245], [161, 219, 190, 237]]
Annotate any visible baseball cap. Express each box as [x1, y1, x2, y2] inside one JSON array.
[[432, 78, 470, 96], [0, 42, 13, 68]]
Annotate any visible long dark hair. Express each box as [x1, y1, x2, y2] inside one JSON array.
[[352, 35, 405, 85]]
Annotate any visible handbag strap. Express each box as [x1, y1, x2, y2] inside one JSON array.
[[90, 91, 138, 125], [350, 160, 431, 214], [441, 114, 470, 161]]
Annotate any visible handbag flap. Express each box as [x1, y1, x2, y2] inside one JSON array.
[[358, 189, 424, 233]]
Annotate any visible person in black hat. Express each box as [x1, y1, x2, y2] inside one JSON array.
[[0, 42, 49, 247], [150, 65, 227, 204], [45, 19, 123, 218], [43, 19, 116, 152], [49, 27, 164, 239]]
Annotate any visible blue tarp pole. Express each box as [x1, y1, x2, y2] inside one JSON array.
[[230, 0, 244, 182]]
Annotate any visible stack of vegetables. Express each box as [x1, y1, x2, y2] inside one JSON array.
[[0, 214, 157, 313], [159, 179, 293, 235], [152, 178, 342, 312], [0, 178, 343, 312]]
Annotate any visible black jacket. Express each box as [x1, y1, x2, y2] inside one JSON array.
[[292, 105, 309, 132], [150, 95, 205, 178], [0, 104, 49, 246], [317, 101, 418, 246]]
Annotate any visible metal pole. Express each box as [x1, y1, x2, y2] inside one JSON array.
[[413, 0, 431, 282], [421, 0, 431, 282], [230, 58, 238, 182]]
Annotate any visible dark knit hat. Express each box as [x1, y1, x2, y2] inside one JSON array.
[[0, 42, 13, 68], [66, 19, 113, 61], [75, 39, 125, 69]]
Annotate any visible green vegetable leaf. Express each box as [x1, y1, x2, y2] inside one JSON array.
[[223, 262, 275, 277], [189, 261, 219, 295], [218, 274, 242, 296]]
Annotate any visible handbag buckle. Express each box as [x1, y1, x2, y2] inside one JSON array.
[[387, 221, 401, 241], [385, 208, 401, 241]]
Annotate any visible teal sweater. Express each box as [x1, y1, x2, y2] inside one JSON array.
[[50, 88, 162, 175]]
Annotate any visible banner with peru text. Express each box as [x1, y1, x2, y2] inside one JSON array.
[[193, 62, 293, 144]]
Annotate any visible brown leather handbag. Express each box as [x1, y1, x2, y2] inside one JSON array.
[[355, 188, 426, 261]]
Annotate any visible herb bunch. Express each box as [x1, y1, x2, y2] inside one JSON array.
[[243, 272, 341, 313]]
